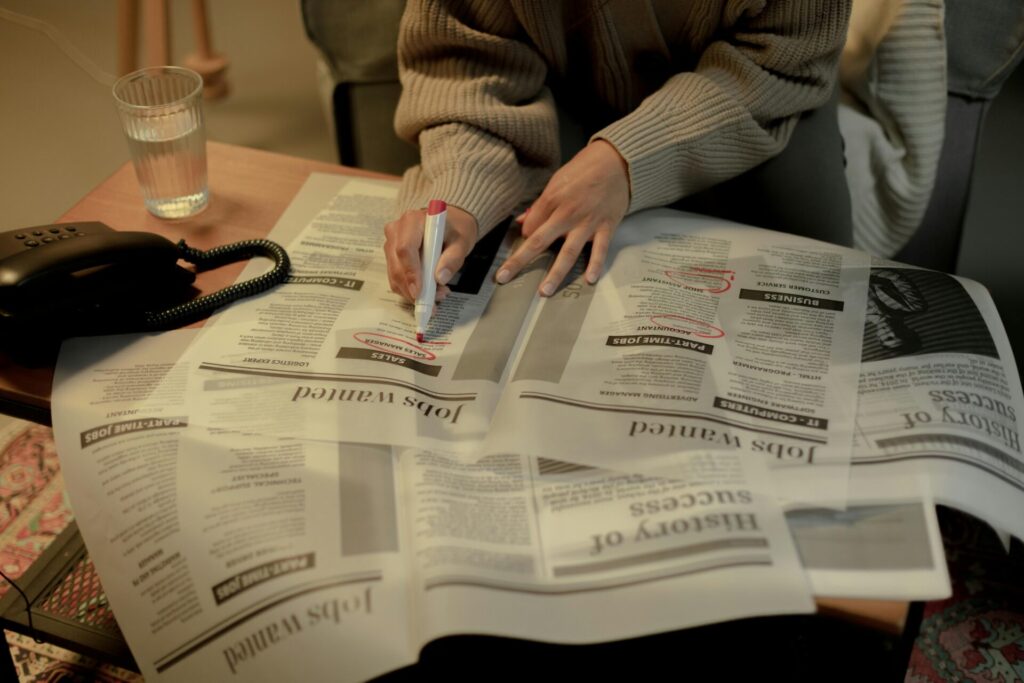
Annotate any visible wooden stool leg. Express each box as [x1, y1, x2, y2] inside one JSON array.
[[116, 0, 138, 75], [142, 0, 170, 67], [183, 0, 230, 100]]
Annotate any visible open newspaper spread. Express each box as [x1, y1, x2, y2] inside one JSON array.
[[50, 174, 1023, 680]]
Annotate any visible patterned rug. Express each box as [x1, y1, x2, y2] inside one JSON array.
[[0, 417, 140, 682], [0, 417, 1021, 682], [906, 507, 1024, 682]]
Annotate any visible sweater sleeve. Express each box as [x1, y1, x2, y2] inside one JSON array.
[[393, 0, 559, 236], [594, 0, 851, 214]]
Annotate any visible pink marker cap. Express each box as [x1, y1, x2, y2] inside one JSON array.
[[427, 199, 447, 215]]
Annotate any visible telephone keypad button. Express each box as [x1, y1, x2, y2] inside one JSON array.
[[31, 230, 43, 236], [14, 234, 25, 240], [58, 234, 71, 240], [65, 226, 77, 232], [42, 237, 55, 243], [25, 240, 39, 247]]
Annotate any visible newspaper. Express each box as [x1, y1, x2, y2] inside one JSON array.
[[53, 330, 812, 682], [171, 175, 871, 507], [49, 174, 1024, 678]]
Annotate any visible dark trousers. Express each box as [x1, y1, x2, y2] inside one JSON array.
[[674, 89, 853, 247]]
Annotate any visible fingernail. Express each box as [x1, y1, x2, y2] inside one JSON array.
[[409, 281, 420, 299], [540, 282, 555, 297], [437, 268, 452, 285], [515, 207, 531, 223], [585, 272, 598, 285], [496, 269, 511, 284]]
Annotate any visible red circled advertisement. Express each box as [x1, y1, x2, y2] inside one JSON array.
[[648, 315, 725, 339], [353, 332, 437, 361], [664, 267, 736, 294]]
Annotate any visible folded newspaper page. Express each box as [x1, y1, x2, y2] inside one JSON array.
[[171, 174, 870, 507], [786, 475, 949, 601], [781, 259, 1024, 599], [52, 330, 813, 682], [847, 262, 1024, 540]]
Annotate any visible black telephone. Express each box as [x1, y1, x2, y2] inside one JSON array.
[[0, 221, 289, 361]]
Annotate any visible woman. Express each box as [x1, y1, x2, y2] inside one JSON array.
[[384, 0, 852, 303]]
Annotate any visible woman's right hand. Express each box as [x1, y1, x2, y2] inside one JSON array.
[[383, 205, 478, 302]]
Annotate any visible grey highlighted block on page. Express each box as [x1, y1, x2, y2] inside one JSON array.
[[452, 254, 550, 382], [513, 263, 596, 383], [787, 503, 934, 570], [339, 443, 399, 555]]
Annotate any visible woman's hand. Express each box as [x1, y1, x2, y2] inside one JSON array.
[[383, 205, 478, 302], [496, 139, 630, 295]]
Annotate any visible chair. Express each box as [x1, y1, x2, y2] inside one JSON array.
[[300, 0, 417, 174], [893, 0, 1024, 271]]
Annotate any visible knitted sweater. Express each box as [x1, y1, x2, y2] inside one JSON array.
[[394, 0, 851, 236], [839, 0, 947, 257]]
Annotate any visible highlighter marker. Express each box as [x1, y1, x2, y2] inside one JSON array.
[[415, 200, 447, 342]]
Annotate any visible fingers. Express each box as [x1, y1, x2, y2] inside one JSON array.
[[497, 198, 556, 285], [496, 228, 553, 285], [435, 232, 472, 286], [501, 195, 595, 295], [539, 231, 589, 296], [434, 205, 478, 289], [584, 224, 612, 285], [384, 205, 478, 302], [384, 210, 425, 302], [500, 215, 615, 295], [498, 140, 629, 295]]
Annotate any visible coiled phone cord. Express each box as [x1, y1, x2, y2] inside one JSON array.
[[143, 238, 291, 330]]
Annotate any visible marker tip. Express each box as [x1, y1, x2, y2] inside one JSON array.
[[416, 333, 425, 343]]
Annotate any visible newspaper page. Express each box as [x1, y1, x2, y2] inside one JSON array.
[[786, 473, 950, 600], [846, 263, 1024, 540], [179, 174, 516, 450], [399, 448, 814, 645], [52, 332, 417, 683], [483, 208, 869, 506], [171, 177, 869, 507], [783, 263, 1024, 599], [52, 330, 814, 682]]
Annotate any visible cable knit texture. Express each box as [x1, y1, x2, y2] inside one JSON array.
[[395, 0, 851, 237], [839, 0, 947, 257]]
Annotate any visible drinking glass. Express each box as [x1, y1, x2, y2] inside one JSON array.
[[112, 66, 209, 219]]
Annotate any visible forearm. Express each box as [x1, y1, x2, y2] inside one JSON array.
[[393, 0, 559, 235]]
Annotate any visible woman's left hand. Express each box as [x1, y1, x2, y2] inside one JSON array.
[[495, 139, 630, 295]]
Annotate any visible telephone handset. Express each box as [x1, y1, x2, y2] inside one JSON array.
[[0, 221, 290, 362], [0, 222, 185, 288]]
